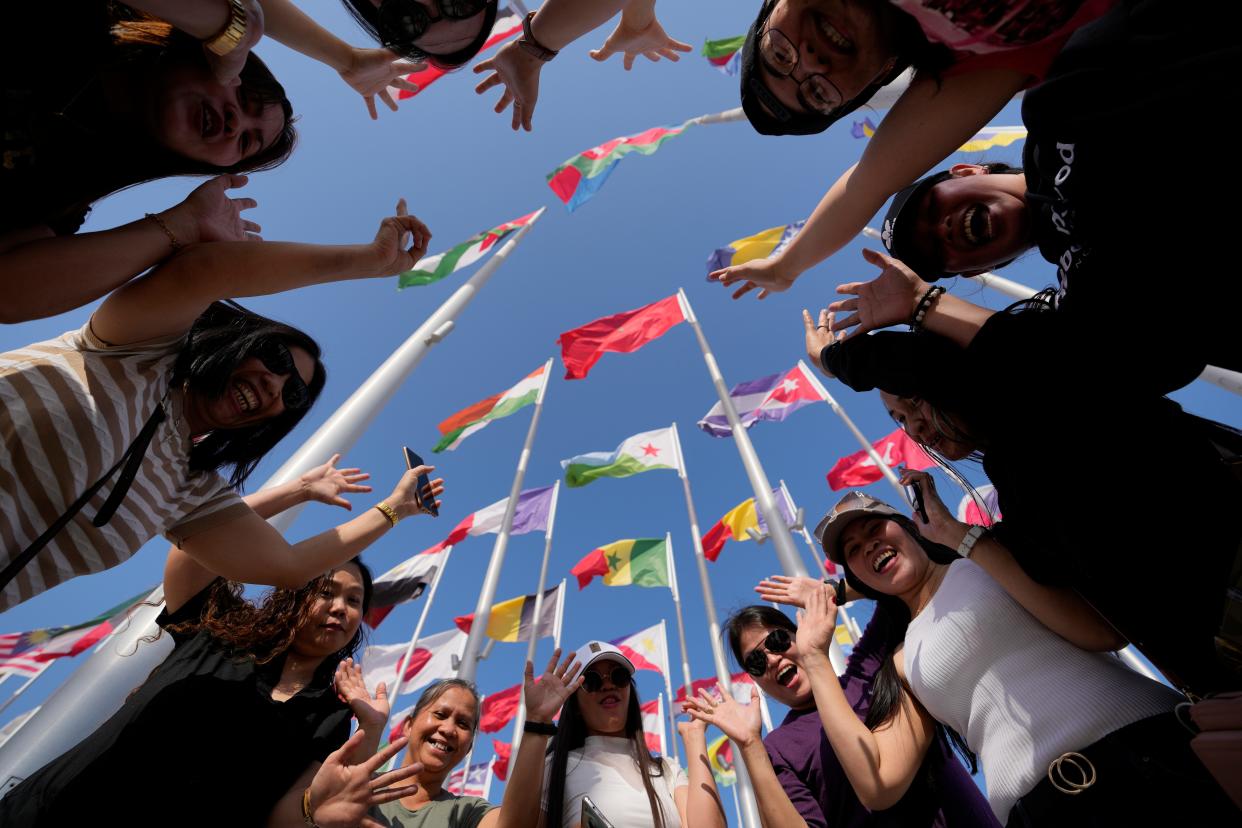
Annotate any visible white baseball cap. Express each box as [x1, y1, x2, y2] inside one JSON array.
[[571, 640, 635, 674]]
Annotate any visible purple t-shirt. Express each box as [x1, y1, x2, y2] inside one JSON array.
[[763, 607, 999, 828]]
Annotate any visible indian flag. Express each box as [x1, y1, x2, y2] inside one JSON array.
[[571, 538, 670, 589], [561, 427, 679, 488], [434, 363, 548, 452], [397, 210, 540, 289]]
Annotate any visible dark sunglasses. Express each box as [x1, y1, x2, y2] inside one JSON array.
[[581, 665, 632, 693], [251, 341, 311, 411], [378, 0, 489, 43], [743, 628, 792, 677]]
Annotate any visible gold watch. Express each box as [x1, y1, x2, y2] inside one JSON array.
[[205, 0, 248, 57]]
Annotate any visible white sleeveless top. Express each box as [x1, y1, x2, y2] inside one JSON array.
[[549, 736, 687, 828], [904, 560, 1180, 822]]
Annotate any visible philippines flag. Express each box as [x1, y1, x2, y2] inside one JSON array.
[[698, 363, 822, 437], [611, 622, 670, 678]]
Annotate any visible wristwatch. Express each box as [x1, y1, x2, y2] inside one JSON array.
[[956, 524, 986, 559], [205, 0, 248, 57], [517, 12, 559, 62]]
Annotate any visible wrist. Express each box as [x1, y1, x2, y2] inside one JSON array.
[[156, 206, 199, 247]]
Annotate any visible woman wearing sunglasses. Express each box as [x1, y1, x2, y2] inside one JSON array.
[[543, 641, 726, 828], [0, 200, 442, 612]]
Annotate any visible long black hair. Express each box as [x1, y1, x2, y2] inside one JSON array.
[[340, 0, 499, 69], [545, 681, 667, 828], [174, 302, 326, 489]]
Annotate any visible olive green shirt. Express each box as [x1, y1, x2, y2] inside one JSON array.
[[374, 793, 496, 828]]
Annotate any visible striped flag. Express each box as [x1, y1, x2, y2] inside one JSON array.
[[446, 760, 491, 797], [571, 539, 670, 590], [697, 363, 821, 438], [702, 35, 745, 76], [397, 210, 540, 289], [700, 489, 796, 561], [434, 363, 547, 452], [706, 221, 805, 274], [427, 485, 556, 555], [611, 622, 670, 678], [454, 584, 562, 643], [361, 627, 466, 697], [365, 547, 450, 628], [674, 672, 757, 713], [557, 295, 686, 380], [547, 122, 693, 211], [388, 5, 523, 101], [851, 118, 1026, 153], [561, 427, 680, 488], [0, 588, 149, 676], [640, 696, 665, 754]]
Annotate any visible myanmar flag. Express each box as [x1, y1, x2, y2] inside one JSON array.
[[547, 121, 692, 212], [557, 295, 685, 380], [571, 538, 670, 590], [561, 427, 679, 488], [434, 363, 547, 452], [397, 209, 540, 289]]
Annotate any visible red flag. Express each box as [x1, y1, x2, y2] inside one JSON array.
[[557, 295, 686, 380], [674, 672, 754, 711], [570, 548, 609, 589], [479, 683, 523, 733], [492, 740, 512, 781], [391, 7, 523, 100], [825, 428, 934, 490], [700, 520, 731, 562]]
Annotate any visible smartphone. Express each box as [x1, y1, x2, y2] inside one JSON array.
[[908, 480, 928, 525], [402, 447, 438, 517], [581, 796, 617, 828]]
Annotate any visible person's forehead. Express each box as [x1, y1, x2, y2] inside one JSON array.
[[739, 623, 776, 652], [841, 515, 880, 546]]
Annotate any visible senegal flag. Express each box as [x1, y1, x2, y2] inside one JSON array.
[[434, 363, 548, 452], [561, 427, 679, 488], [571, 538, 670, 590]]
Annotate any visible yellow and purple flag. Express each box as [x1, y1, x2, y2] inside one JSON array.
[[454, 584, 562, 642], [698, 362, 822, 437], [707, 221, 805, 274]]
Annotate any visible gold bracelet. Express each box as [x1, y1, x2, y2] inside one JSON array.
[[144, 212, 182, 252], [301, 786, 319, 827], [374, 501, 400, 527], [205, 0, 248, 57]]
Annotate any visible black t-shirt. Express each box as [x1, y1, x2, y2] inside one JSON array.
[[823, 325, 1241, 695], [0, 585, 353, 827], [1020, 0, 1242, 380]]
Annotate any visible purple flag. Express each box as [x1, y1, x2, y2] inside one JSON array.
[[697, 364, 822, 438]]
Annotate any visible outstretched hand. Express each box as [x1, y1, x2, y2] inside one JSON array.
[[172, 174, 262, 244], [794, 583, 839, 661], [301, 453, 373, 510], [755, 574, 823, 609], [708, 256, 794, 301], [339, 48, 424, 120], [368, 198, 432, 275], [828, 249, 930, 338], [307, 734, 421, 828], [335, 658, 390, 733], [681, 682, 761, 748], [473, 40, 544, 132], [524, 648, 583, 723], [386, 465, 445, 520], [803, 308, 843, 376], [589, 14, 692, 70]]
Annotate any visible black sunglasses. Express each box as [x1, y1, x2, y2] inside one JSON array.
[[251, 341, 311, 411], [743, 628, 793, 677], [581, 665, 632, 693], [378, 0, 489, 43]]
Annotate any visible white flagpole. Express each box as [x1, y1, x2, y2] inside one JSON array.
[[684, 107, 746, 126], [667, 423, 762, 828], [0, 217, 547, 788], [657, 693, 668, 758], [458, 360, 554, 683], [482, 761, 495, 801], [750, 682, 775, 734], [457, 693, 482, 789], [657, 620, 681, 766], [0, 663, 51, 718], [552, 579, 566, 651], [665, 533, 695, 696], [510, 482, 562, 756], [779, 479, 852, 667], [861, 226, 1242, 397], [730, 782, 744, 826]]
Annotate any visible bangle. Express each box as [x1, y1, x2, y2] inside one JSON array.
[[956, 524, 986, 559], [301, 786, 320, 827], [374, 501, 400, 527], [523, 719, 557, 736], [517, 11, 559, 61], [205, 0, 248, 57], [144, 213, 182, 253], [910, 285, 945, 332]]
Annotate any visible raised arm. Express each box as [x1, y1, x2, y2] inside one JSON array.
[[711, 67, 1027, 299], [899, 469, 1127, 652], [798, 584, 935, 810], [90, 201, 429, 346], [673, 705, 728, 828]]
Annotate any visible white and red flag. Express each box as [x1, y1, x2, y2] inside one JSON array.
[[697, 363, 821, 437], [365, 547, 450, 628], [446, 761, 491, 797], [0, 588, 149, 676], [610, 621, 670, 678], [425, 485, 556, 555], [826, 427, 933, 490], [386, 4, 523, 101], [362, 627, 466, 698], [640, 696, 666, 754], [957, 484, 1001, 526]]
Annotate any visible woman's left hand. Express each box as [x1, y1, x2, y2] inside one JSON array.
[[203, 0, 266, 87], [829, 249, 931, 338], [681, 683, 762, 749], [589, 15, 692, 70], [339, 48, 424, 120], [335, 658, 390, 733], [898, 467, 969, 549], [803, 308, 843, 376], [300, 453, 373, 510], [794, 583, 839, 661], [473, 40, 544, 132], [523, 648, 583, 724]]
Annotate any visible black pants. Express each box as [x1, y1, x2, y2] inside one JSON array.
[[1005, 713, 1239, 827]]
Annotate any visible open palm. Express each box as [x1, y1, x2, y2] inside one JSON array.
[[525, 649, 582, 722]]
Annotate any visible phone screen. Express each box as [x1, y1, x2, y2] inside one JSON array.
[[402, 447, 438, 517]]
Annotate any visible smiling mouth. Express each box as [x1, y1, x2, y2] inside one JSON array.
[[232, 381, 260, 414], [872, 548, 897, 574], [776, 665, 797, 686], [201, 101, 220, 139], [962, 204, 993, 246], [599, 693, 621, 707], [813, 12, 854, 53], [426, 737, 454, 754]]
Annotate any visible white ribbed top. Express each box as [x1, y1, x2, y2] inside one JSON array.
[[904, 560, 1180, 822]]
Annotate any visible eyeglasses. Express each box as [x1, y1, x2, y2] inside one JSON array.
[[757, 27, 845, 116], [742, 628, 793, 677], [378, 0, 489, 43], [251, 341, 311, 411], [581, 665, 632, 693]]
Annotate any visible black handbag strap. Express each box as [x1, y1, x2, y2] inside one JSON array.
[[0, 403, 167, 593]]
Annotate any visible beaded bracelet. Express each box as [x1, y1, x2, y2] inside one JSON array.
[[144, 212, 182, 253], [910, 285, 945, 332]]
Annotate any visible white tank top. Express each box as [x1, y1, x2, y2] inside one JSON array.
[[903, 560, 1180, 822]]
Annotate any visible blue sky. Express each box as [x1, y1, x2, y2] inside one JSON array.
[[2, 0, 1237, 811]]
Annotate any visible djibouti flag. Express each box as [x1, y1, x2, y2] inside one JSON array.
[[397, 210, 539, 289], [561, 427, 679, 488], [571, 538, 670, 589]]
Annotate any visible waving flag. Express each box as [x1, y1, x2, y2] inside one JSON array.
[[479, 682, 523, 733], [611, 622, 670, 677], [362, 627, 466, 697], [446, 761, 492, 797], [562, 427, 679, 487], [675, 672, 757, 713], [697, 363, 821, 437], [366, 547, 450, 627], [434, 363, 547, 452], [640, 696, 665, 754], [398, 210, 539, 289], [826, 428, 934, 490], [0, 588, 149, 676], [572, 538, 670, 590], [851, 118, 1026, 153], [706, 221, 805, 274], [707, 734, 736, 786], [700, 488, 796, 561], [388, 5, 523, 100], [702, 35, 745, 75], [454, 584, 562, 643], [427, 485, 556, 554], [851, 117, 878, 139], [557, 295, 686, 380], [547, 122, 692, 211], [492, 740, 512, 781], [957, 484, 1001, 526]]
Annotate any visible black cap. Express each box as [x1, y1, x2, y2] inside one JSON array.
[[740, 0, 909, 137], [880, 171, 953, 281]]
